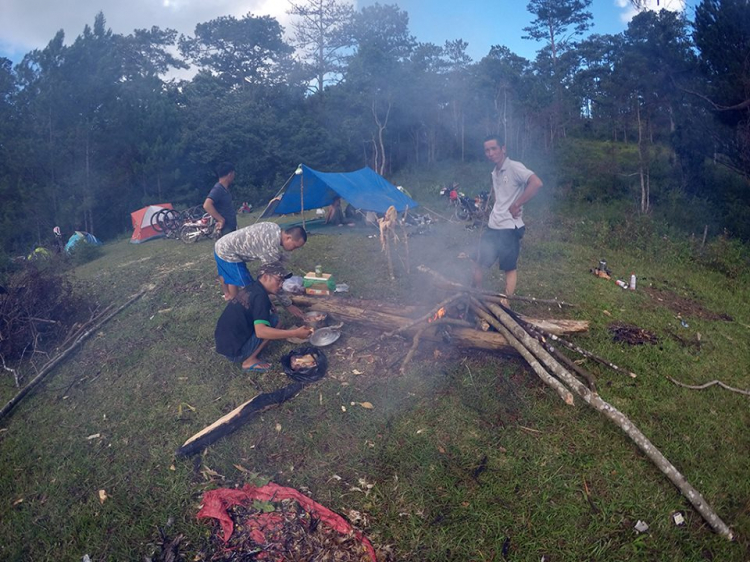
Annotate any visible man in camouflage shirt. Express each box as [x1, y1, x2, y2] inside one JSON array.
[[214, 222, 308, 315]]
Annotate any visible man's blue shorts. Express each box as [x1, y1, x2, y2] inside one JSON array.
[[215, 252, 253, 287], [221, 313, 279, 363], [476, 226, 525, 272]]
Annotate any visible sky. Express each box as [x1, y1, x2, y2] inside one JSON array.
[[0, 0, 693, 68]]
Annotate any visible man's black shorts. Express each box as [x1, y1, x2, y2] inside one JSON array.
[[476, 226, 525, 272]]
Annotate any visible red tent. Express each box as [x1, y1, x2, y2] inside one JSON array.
[[130, 203, 173, 244]]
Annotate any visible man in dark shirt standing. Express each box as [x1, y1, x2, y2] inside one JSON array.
[[203, 162, 237, 236]]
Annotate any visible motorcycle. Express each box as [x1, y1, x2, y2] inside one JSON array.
[[179, 213, 218, 244], [454, 191, 490, 223]]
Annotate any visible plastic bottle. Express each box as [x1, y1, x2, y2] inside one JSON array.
[[629, 273, 636, 290], [315, 264, 323, 276], [615, 279, 628, 289]]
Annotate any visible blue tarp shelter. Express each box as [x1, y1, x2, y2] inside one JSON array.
[[64, 231, 102, 253], [261, 165, 418, 218]]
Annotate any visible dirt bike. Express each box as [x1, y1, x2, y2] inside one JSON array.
[[179, 213, 218, 244], [454, 191, 490, 223]]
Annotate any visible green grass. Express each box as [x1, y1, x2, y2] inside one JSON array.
[[1, 203, 749, 561]]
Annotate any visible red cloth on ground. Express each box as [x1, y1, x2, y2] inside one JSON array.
[[197, 482, 377, 561]]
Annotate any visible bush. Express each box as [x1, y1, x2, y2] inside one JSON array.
[[0, 264, 91, 378], [68, 242, 103, 266], [698, 231, 750, 279]]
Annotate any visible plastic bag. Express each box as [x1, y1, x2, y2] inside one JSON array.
[[280, 346, 327, 383], [282, 275, 305, 294]]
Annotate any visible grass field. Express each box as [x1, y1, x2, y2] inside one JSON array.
[[1, 186, 749, 561]]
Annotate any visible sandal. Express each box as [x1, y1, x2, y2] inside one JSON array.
[[243, 362, 271, 372]]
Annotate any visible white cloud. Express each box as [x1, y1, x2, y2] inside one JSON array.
[[615, 0, 687, 24], [0, 0, 295, 61]]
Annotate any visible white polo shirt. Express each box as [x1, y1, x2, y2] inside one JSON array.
[[487, 158, 534, 230]]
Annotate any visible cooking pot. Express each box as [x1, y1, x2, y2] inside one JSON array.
[[304, 311, 328, 329]]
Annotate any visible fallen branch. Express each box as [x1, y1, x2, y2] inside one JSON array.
[[176, 382, 305, 457], [0, 289, 147, 422], [400, 323, 430, 374], [488, 301, 734, 540], [524, 323, 637, 379], [0, 355, 20, 388], [666, 377, 750, 397], [470, 298, 575, 406]]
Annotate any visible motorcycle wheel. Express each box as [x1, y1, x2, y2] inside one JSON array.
[[454, 207, 471, 221], [179, 225, 201, 244]]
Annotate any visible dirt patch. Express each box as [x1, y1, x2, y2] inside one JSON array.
[[608, 322, 658, 345], [641, 285, 733, 322]]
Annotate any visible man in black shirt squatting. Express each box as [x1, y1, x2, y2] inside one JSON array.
[[214, 262, 313, 372]]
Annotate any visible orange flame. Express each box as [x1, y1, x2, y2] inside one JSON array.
[[428, 307, 447, 323]]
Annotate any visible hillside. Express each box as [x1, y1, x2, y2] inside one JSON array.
[[1, 203, 749, 561]]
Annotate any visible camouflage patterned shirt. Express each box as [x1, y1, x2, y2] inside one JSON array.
[[214, 222, 283, 264]]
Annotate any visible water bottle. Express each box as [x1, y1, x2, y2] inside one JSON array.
[[615, 279, 628, 289], [629, 273, 636, 290]]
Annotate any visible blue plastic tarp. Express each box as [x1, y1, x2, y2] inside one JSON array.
[[264, 166, 418, 216]]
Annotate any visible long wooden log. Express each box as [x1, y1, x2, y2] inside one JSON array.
[[289, 296, 587, 344], [176, 382, 305, 457], [291, 295, 423, 317], [470, 300, 575, 406], [486, 301, 735, 541]]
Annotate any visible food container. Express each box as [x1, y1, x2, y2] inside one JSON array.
[[304, 271, 336, 295], [303, 311, 328, 329]]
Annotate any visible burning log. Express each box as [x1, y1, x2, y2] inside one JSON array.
[[289, 295, 587, 353]]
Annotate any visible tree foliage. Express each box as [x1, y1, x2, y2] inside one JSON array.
[[1, 2, 750, 259], [288, 0, 355, 94]]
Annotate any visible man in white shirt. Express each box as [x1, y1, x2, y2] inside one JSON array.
[[473, 135, 543, 306]]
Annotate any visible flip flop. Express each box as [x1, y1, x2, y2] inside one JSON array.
[[243, 362, 271, 372]]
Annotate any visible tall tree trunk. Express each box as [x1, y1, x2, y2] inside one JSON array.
[[372, 100, 391, 175], [461, 112, 465, 162], [636, 102, 650, 214], [48, 108, 58, 218]]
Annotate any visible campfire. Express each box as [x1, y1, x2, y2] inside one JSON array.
[[286, 265, 734, 541], [427, 307, 446, 323]]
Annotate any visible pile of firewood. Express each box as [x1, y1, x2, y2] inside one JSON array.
[[291, 265, 734, 541]]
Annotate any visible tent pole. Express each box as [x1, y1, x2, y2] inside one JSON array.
[[300, 172, 306, 229], [255, 171, 296, 224]]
